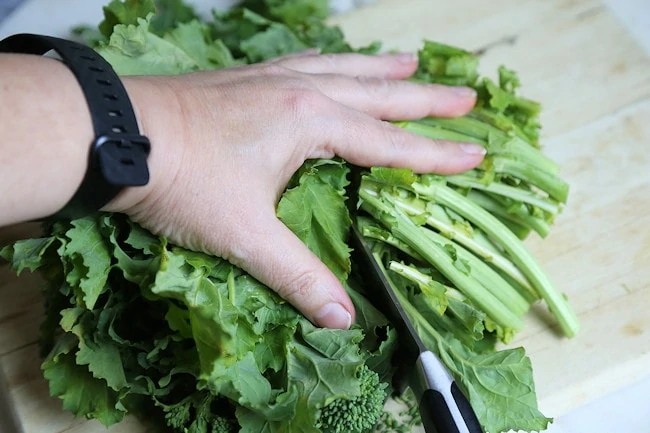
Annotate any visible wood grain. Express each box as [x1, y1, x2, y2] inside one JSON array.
[[1, 0, 649, 431]]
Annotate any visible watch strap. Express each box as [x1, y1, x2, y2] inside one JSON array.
[[0, 33, 150, 218]]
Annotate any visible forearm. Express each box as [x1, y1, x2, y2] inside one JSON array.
[[0, 54, 91, 225]]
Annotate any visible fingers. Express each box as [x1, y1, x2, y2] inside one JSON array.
[[314, 76, 477, 119], [225, 215, 355, 330], [274, 52, 419, 80], [219, 52, 476, 119], [268, 52, 477, 119], [318, 106, 486, 175]]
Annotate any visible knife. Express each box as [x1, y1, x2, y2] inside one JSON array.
[[349, 222, 484, 433]]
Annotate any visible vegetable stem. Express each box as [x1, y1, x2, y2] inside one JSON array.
[[360, 187, 524, 331], [411, 180, 580, 337]]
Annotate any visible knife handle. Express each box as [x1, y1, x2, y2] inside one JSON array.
[[415, 352, 483, 433], [420, 388, 460, 433], [419, 384, 483, 433]]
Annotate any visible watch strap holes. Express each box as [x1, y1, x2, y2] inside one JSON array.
[[97, 78, 112, 86], [108, 110, 123, 118], [103, 93, 118, 101], [111, 126, 125, 133], [89, 66, 105, 73], [120, 158, 135, 166], [80, 54, 95, 61]]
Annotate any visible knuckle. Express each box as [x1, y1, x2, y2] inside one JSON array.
[[355, 75, 393, 101], [275, 268, 318, 302], [380, 123, 410, 156], [281, 87, 327, 119]]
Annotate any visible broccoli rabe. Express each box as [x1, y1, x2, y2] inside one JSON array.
[[210, 416, 234, 433], [315, 365, 388, 433], [163, 392, 235, 433]]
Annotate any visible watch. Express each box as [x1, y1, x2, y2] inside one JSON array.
[[0, 33, 151, 219]]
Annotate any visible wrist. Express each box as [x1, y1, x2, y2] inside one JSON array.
[[102, 76, 184, 216]]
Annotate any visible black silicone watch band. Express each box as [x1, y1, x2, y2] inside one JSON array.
[[0, 33, 150, 219]]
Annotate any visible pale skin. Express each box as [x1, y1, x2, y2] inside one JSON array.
[[0, 50, 484, 329]]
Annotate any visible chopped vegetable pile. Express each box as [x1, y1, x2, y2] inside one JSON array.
[[0, 0, 579, 432]]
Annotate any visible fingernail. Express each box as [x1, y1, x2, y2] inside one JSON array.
[[315, 303, 352, 329], [393, 52, 418, 64], [452, 86, 477, 98], [460, 143, 487, 155]]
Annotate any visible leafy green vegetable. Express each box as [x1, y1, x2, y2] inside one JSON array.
[[278, 160, 352, 281], [0, 1, 579, 432], [388, 268, 552, 433], [98, 0, 156, 38], [97, 17, 199, 75], [1, 213, 396, 433], [244, 0, 330, 27]]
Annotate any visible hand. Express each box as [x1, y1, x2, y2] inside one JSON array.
[[107, 51, 484, 329]]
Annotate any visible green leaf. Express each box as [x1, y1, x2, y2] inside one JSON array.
[[165, 302, 193, 339], [72, 25, 107, 47], [276, 323, 365, 430], [446, 297, 488, 342], [293, 18, 372, 54], [124, 218, 158, 253], [442, 243, 472, 276], [150, 0, 198, 34], [63, 217, 111, 310], [99, 0, 156, 38], [210, 351, 274, 408], [415, 40, 479, 86], [442, 341, 552, 433], [278, 161, 352, 281], [42, 334, 126, 426], [164, 20, 241, 69], [0, 237, 55, 274], [97, 17, 198, 75], [498, 65, 521, 93], [70, 315, 128, 392], [264, 0, 329, 26], [240, 23, 308, 62]]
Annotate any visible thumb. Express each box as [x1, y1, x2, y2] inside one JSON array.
[[230, 216, 355, 329]]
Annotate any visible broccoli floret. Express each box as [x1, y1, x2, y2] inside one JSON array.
[[211, 415, 234, 433], [165, 402, 192, 430], [315, 365, 389, 433], [163, 392, 236, 433]]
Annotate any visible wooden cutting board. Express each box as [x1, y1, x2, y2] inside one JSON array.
[[1, 0, 649, 431]]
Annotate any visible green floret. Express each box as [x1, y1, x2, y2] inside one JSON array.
[[211, 415, 235, 433], [163, 392, 236, 433], [315, 365, 389, 433], [165, 403, 191, 431]]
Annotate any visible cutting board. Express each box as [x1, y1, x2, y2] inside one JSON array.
[[1, 0, 649, 432]]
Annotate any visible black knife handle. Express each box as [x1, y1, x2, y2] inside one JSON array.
[[420, 388, 460, 433], [419, 384, 483, 433], [451, 382, 483, 432]]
